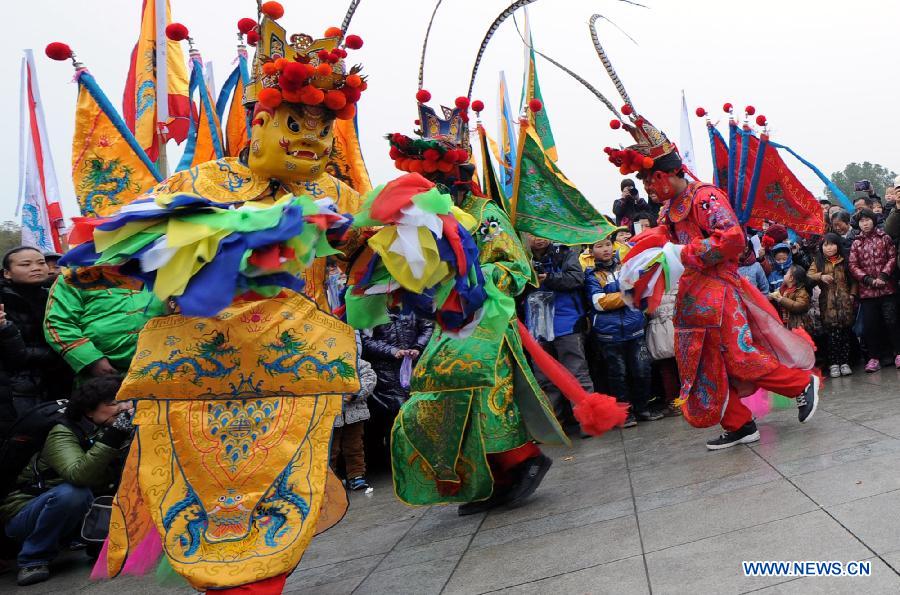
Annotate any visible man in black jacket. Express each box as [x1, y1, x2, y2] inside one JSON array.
[[613, 179, 651, 233], [523, 237, 593, 435], [0, 248, 72, 415], [361, 312, 434, 467]]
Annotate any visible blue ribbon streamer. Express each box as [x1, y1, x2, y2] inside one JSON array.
[[768, 140, 853, 212], [77, 72, 163, 182], [735, 127, 752, 220], [727, 121, 738, 211], [741, 135, 768, 224], [176, 58, 225, 172]]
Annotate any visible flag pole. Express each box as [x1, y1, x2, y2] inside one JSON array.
[[155, 0, 169, 177], [509, 110, 529, 226]]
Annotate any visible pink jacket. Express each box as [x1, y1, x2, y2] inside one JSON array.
[[849, 229, 897, 299]]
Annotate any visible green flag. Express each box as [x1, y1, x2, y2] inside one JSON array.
[[520, 11, 557, 162], [513, 127, 616, 245]]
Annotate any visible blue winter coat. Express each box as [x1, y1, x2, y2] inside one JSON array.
[[584, 260, 645, 343], [527, 245, 587, 338], [767, 243, 793, 291]]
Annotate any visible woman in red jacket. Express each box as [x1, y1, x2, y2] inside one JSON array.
[[849, 209, 900, 371]]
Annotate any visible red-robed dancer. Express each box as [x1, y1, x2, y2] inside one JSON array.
[[604, 114, 820, 449]]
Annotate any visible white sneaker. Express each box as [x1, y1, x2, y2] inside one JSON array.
[[829, 365, 841, 378], [840, 364, 852, 376]]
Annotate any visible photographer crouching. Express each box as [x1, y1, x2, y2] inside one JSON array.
[[0, 376, 133, 586]]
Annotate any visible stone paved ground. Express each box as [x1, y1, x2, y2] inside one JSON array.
[[12, 366, 900, 594]]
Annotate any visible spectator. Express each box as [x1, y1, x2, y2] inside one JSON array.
[[0, 247, 72, 415], [766, 243, 793, 291], [634, 211, 656, 235], [818, 199, 832, 222], [613, 179, 650, 233], [331, 351, 377, 491], [646, 287, 680, 416], [44, 268, 165, 378], [769, 265, 813, 332], [808, 233, 857, 377], [0, 305, 28, 432], [524, 237, 593, 435], [884, 179, 899, 216], [42, 253, 62, 281], [0, 376, 132, 586], [849, 209, 900, 372], [830, 210, 856, 249], [738, 242, 770, 293], [585, 237, 663, 427], [362, 310, 433, 468]]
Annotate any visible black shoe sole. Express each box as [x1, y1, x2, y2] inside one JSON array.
[[706, 430, 760, 450]]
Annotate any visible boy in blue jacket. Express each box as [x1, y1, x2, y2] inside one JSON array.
[[585, 238, 663, 427]]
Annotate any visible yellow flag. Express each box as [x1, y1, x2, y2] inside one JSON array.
[[71, 72, 161, 217], [328, 117, 372, 193]]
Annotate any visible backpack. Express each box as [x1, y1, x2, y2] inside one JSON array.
[[0, 400, 68, 501]]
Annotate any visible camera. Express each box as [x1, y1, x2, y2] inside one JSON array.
[[629, 186, 639, 198], [532, 261, 545, 275], [854, 180, 872, 193]]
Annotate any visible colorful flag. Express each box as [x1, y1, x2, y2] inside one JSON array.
[[18, 50, 62, 252], [328, 116, 373, 193], [176, 55, 225, 171], [476, 123, 506, 210], [498, 71, 518, 199], [512, 126, 616, 245], [216, 50, 251, 158], [520, 8, 557, 162], [679, 91, 697, 175], [123, 0, 191, 162], [72, 70, 163, 217]]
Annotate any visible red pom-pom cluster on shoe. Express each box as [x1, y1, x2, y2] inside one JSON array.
[[252, 26, 367, 120], [387, 133, 471, 174]]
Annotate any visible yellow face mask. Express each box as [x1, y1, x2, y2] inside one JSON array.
[[248, 103, 335, 184]]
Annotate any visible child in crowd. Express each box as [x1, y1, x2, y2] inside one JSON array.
[[331, 344, 378, 491], [808, 233, 857, 377], [612, 228, 632, 260], [738, 241, 769, 293], [849, 209, 900, 372], [769, 265, 813, 332], [767, 243, 793, 291], [585, 237, 662, 427]]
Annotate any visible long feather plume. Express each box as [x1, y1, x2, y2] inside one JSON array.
[[466, 0, 539, 100], [589, 13, 634, 110], [512, 14, 621, 119], [418, 0, 444, 90], [341, 0, 363, 34]]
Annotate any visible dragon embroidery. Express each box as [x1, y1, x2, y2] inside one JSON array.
[[131, 331, 239, 385], [252, 464, 310, 548], [258, 329, 354, 380], [77, 155, 141, 217]]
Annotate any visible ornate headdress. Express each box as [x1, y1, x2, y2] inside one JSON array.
[[237, 1, 367, 120], [387, 0, 538, 174]]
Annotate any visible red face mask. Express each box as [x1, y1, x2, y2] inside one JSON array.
[[645, 171, 678, 202]]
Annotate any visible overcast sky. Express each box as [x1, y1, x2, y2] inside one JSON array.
[[4, 0, 899, 224]]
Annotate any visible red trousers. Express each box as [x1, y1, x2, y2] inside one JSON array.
[[720, 364, 810, 431], [208, 574, 287, 595]]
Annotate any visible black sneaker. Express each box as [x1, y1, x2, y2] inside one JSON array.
[[796, 374, 819, 423], [17, 565, 49, 587], [457, 485, 510, 516], [503, 454, 553, 510], [622, 413, 638, 428], [635, 410, 665, 422], [706, 421, 760, 451]]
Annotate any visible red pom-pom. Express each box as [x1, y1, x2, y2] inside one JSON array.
[[389, 146, 401, 160], [45, 42, 73, 61], [261, 1, 285, 20], [324, 90, 347, 111], [315, 63, 333, 77], [416, 89, 431, 103], [317, 50, 330, 62], [246, 30, 260, 46], [723, 102, 733, 113], [745, 105, 756, 115], [335, 103, 356, 120], [423, 149, 440, 162], [237, 18, 257, 35], [609, 119, 621, 130], [299, 85, 325, 105], [621, 104, 633, 116], [756, 115, 767, 127], [437, 161, 454, 173], [333, 48, 348, 59], [603, 147, 613, 155], [258, 88, 282, 109], [165, 23, 189, 42], [471, 100, 485, 113], [342, 86, 362, 104], [414, 119, 420, 126], [344, 34, 364, 50], [695, 107, 706, 117], [529, 98, 543, 113], [324, 27, 343, 38], [455, 96, 470, 110], [642, 157, 655, 169], [423, 160, 439, 174]]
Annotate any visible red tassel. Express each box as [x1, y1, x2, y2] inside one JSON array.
[[516, 320, 628, 435]]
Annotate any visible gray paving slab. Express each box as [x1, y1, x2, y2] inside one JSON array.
[[22, 369, 900, 594]]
